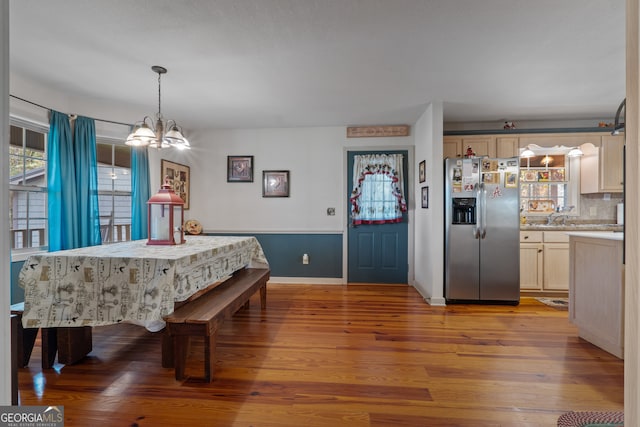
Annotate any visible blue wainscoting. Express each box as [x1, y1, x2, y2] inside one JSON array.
[[204, 233, 342, 278], [11, 260, 25, 304], [9, 234, 343, 302]]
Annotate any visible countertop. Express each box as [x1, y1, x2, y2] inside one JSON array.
[[521, 223, 623, 232], [565, 231, 624, 241]]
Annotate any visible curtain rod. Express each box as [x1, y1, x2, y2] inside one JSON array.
[[10, 94, 132, 128]]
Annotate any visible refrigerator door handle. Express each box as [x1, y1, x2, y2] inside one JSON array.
[[472, 183, 480, 239], [480, 182, 487, 239]]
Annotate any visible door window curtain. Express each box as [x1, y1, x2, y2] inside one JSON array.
[[48, 111, 102, 251], [350, 153, 407, 225], [130, 146, 150, 240]]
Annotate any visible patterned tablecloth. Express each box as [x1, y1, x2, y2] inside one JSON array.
[[19, 236, 269, 332]]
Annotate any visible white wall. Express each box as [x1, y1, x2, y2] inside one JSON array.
[[413, 102, 445, 305], [152, 126, 415, 234], [1, 0, 12, 405]]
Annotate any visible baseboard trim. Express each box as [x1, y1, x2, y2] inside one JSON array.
[[268, 277, 344, 285]]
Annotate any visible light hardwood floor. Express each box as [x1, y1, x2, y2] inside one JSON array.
[[17, 284, 623, 426]]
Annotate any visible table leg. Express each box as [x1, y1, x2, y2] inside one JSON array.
[[161, 329, 175, 368]]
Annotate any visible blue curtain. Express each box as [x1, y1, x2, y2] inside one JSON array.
[[74, 116, 102, 247], [47, 110, 78, 251], [131, 146, 151, 240]]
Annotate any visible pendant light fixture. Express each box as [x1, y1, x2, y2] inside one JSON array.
[[567, 146, 584, 157], [126, 66, 190, 150], [520, 145, 535, 158]]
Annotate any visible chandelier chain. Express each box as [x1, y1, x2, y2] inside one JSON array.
[[157, 72, 162, 118]]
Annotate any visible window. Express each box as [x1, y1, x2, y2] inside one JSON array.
[[97, 142, 132, 243], [519, 153, 580, 217], [350, 153, 407, 225], [9, 123, 48, 252]]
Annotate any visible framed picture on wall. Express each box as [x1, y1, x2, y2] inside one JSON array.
[[421, 186, 429, 208], [161, 159, 190, 209], [227, 155, 254, 182], [419, 160, 426, 183], [263, 170, 290, 197]]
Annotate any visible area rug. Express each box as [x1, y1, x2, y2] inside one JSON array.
[[535, 297, 568, 310], [557, 410, 624, 426]]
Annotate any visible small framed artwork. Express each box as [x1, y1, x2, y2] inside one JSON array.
[[421, 186, 429, 208], [263, 170, 290, 197], [551, 169, 565, 182], [227, 155, 254, 182], [161, 159, 190, 209], [419, 160, 426, 183], [483, 172, 499, 184], [505, 172, 518, 188]]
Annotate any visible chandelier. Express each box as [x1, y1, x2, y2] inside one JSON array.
[[126, 65, 190, 150]]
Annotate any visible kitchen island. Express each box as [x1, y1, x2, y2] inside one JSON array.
[[567, 231, 624, 358]]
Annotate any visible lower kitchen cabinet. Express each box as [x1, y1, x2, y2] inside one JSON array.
[[519, 230, 569, 293], [520, 242, 543, 289], [543, 243, 570, 290]]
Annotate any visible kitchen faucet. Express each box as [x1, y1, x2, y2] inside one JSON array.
[[547, 205, 575, 225]]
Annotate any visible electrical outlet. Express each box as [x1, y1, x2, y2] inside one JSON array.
[[302, 254, 309, 264], [327, 207, 335, 216], [590, 207, 597, 216]]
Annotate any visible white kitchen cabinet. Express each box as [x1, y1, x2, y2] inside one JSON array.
[[443, 136, 495, 158], [496, 137, 518, 158], [542, 231, 570, 291], [600, 134, 624, 192], [519, 230, 569, 293], [519, 231, 543, 291], [568, 232, 624, 358], [443, 137, 461, 159], [580, 134, 624, 194], [543, 243, 570, 290], [520, 243, 543, 290]]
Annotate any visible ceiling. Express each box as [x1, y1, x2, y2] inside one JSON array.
[[9, 0, 626, 132]]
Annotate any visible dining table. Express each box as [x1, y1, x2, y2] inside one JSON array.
[[18, 235, 269, 365]]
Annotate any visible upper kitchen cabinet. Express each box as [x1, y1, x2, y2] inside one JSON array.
[[580, 134, 624, 193], [496, 137, 518, 158], [442, 135, 521, 159]]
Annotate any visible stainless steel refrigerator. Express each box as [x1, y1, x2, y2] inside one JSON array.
[[444, 157, 520, 304]]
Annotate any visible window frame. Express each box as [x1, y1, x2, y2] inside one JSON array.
[[96, 137, 132, 244], [519, 150, 581, 217], [9, 118, 49, 261]]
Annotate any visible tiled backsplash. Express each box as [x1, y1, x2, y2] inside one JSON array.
[[578, 193, 624, 223], [524, 192, 623, 225]]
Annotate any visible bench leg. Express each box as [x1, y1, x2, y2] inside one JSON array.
[[20, 326, 38, 368], [10, 315, 19, 405], [55, 327, 92, 366], [260, 284, 267, 310], [173, 335, 190, 380], [41, 328, 58, 369], [204, 334, 216, 383]]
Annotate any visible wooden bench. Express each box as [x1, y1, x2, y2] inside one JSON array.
[[10, 302, 57, 368], [164, 267, 270, 382]]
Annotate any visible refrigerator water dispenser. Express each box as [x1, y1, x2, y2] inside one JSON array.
[[452, 198, 476, 224]]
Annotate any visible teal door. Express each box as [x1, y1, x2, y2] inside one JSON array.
[[347, 150, 409, 284]]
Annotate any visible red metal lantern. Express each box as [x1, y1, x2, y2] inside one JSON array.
[[147, 178, 185, 245]]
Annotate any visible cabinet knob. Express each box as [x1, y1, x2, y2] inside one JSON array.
[[524, 236, 529, 240], [538, 249, 543, 253]]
